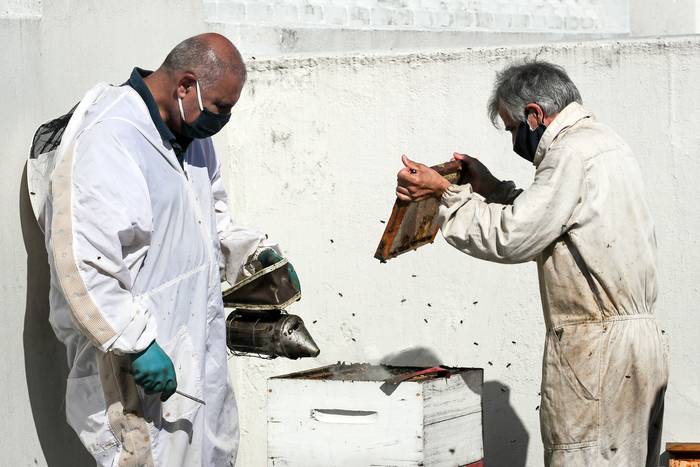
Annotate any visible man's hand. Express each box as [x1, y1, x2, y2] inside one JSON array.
[[130, 340, 177, 402], [396, 155, 452, 202], [452, 152, 501, 197], [258, 248, 301, 293]]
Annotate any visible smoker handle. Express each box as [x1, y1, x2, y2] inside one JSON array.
[[310, 408, 378, 424]]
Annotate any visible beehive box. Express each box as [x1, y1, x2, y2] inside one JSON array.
[[267, 363, 483, 466]]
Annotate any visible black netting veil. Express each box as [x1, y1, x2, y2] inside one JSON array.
[[30, 104, 78, 159]]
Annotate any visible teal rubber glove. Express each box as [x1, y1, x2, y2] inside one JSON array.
[[129, 340, 177, 402], [258, 249, 301, 293]]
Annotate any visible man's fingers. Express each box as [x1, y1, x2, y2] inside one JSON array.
[[397, 168, 421, 186], [396, 186, 411, 197], [453, 152, 473, 162], [161, 379, 177, 402], [397, 188, 434, 202], [133, 372, 147, 386], [142, 378, 156, 393], [401, 154, 418, 169], [397, 169, 412, 184], [396, 188, 413, 202], [396, 186, 411, 196]]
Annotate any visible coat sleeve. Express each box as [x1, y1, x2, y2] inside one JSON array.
[[206, 142, 275, 285], [438, 146, 585, 263], [49, 121, 156, 354]]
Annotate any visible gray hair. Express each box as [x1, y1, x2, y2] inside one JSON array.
[[161, 36, 245, 90], [487, 61, 582, 127]]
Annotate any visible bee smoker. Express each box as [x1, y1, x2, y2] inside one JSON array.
[[223, 257, 319, 360]]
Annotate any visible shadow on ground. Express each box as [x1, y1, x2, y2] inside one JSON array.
[[20, 164, 93, 467], [381, 346, 529, 467]]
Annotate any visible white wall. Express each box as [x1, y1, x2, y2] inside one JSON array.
[[208, 0, 630, 55], [0, 0, 40, 17], [221, 37, 700, 466], [631, 0, 700, 36], [205, 0, 629, 32], [1, 2, 699, 467], [1, 2, 206, 466]]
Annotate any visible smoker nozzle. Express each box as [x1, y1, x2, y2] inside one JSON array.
[[226, 312, 320, 360]]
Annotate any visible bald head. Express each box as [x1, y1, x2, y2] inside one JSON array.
[[161, 33, 246, 90]]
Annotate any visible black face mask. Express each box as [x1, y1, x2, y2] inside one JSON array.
[[178, 81, 231, 139], [513, 120, 546, 163]]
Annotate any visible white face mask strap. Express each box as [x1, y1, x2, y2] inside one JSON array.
[[178, 81, 204, 122], [178, 96, 186, 121], [195, 81, 204, 111]]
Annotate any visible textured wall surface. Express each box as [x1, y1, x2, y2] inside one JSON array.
[[1, 2, 699, 467], [0, 0, 41, 17], [207, 0, 630, 55], [220, 37, 700, 467], [204, 0, 629, 32], [0, 2, 206, 466], [631, 0, 700, 36]]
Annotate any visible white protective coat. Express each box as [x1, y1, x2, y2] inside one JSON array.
[[43, 82, 267, 466], [438, 103, 669, 466]]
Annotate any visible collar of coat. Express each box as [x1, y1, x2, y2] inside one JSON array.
[[533, 102, 593, 167], [127, 67, 192, 166]]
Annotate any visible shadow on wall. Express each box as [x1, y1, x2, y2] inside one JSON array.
[[649, 384, 668, 467], [381, 347, 529, 467], [19, 165, 93, 467], [482, 380, 529, 467]]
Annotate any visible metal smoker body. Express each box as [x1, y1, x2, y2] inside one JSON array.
[[223, 258, 319, 359]]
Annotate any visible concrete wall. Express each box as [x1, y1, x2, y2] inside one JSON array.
[[222, 36, 700, 466], [0, 0, 41, 17], [205, 0, 629, 32], [631, 0, 700, 36], [1, 2, 699, 467], [208, 0, 630, 55], [1, 2, 206, 466]]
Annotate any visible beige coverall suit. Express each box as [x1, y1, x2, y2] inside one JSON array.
[[438, 102, 669, 466]]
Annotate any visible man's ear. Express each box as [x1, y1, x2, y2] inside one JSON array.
[[176, 73, 197, 98], [525, 102, 545, 129]]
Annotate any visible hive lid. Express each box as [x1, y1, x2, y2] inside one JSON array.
[[271, 363, 479, 383]]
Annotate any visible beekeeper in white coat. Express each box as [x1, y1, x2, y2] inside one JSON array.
[[42, 33, 282, 466], [396, 61, 669, 466]]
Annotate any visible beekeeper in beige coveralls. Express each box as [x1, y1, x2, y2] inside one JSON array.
[[396, 61, 669, 466]]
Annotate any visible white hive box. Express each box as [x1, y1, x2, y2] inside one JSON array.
[[267, 364, 484, 467]]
